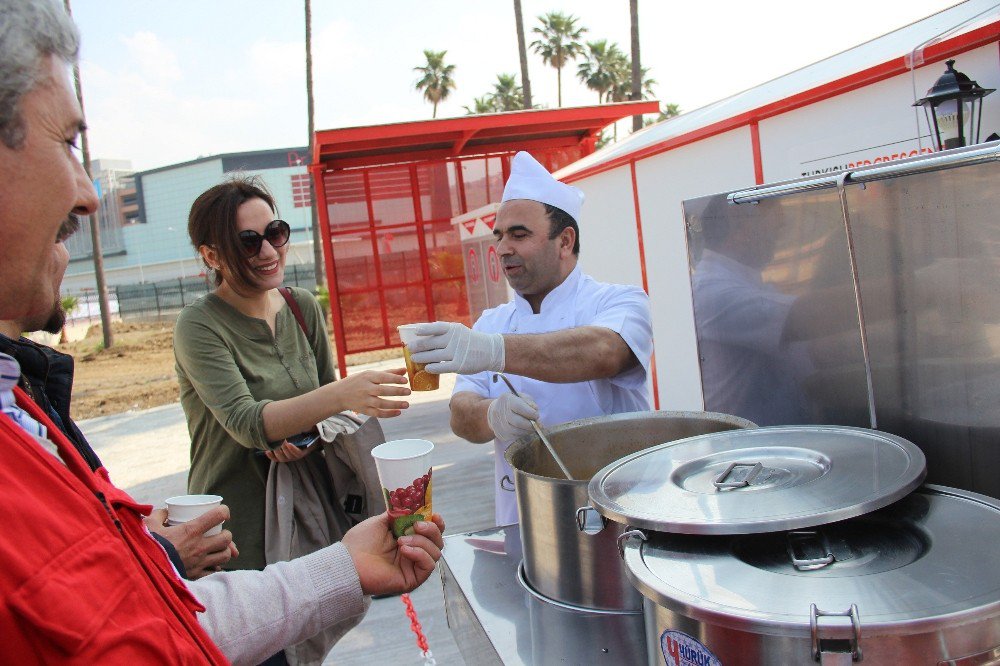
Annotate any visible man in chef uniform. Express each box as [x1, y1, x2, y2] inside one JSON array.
[[409, 151, 653, 525]]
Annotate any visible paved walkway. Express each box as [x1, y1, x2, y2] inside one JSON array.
[[79, 358, 496, 665]]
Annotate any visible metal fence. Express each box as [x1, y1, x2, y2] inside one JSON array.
[[69, 263, 318, 323]]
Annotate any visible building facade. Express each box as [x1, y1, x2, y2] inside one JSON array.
[[64, 147, 315, 292]]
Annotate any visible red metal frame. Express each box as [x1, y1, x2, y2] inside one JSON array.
[[629, 160, 659, 409]]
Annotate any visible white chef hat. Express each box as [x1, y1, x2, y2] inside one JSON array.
[[501, 151, 585, 223]]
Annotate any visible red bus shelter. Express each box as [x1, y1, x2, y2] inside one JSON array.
[[310, 101, 658, 376]]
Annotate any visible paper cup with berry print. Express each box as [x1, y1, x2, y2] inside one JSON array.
[[371, 439, 434, 537]]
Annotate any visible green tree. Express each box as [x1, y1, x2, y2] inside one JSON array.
[[644, 102, 682, 127], [491, 73, 525, 111], [606, 62, 656, 141], [530, 11, 586, 107], [463, 95, 496, 115], [414, 49, 456, 118], [58, 294, 78, 344], [577, 40, 626, 104]]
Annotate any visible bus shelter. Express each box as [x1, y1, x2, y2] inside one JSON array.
[[310, 101, 658, 376]]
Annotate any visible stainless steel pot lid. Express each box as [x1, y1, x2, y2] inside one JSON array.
[[620, 485, 1000, 635], [588, 425, 926, 534]]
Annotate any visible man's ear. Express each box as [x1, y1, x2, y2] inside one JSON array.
[[558, 227, 576, 258]]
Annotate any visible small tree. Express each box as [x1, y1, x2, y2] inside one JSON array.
[[59, 294, 78, 344], [414, 49, 456, 118], [531, 11, 586, 107]]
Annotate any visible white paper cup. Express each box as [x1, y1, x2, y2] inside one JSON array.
[[397, 324, 439, 391], [371, 439, 434, 537], [165, 494, 224, 536]]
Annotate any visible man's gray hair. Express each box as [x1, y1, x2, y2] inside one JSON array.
[[0, 0, 79, 149]]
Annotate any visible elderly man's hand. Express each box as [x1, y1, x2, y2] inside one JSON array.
[[487, 391, 539, 442], [408, 322, 505, 375], [342, 512, 445, 596], [145, 506, 239, 579]]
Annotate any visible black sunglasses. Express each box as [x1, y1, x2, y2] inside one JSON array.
[[238, 219, 291, 258]]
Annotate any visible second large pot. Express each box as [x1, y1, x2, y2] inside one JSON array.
[[504, 410, 755, 612]]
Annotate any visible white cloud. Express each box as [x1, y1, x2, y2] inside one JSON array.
[[121, 31, 182, 83]]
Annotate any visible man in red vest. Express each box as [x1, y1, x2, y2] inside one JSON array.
[[0, 2, 445, 663]]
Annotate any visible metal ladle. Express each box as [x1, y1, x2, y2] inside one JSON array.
[[492, 373, 574, 480]]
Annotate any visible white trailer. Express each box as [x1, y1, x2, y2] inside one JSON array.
[[556, 0, 1000, 410]]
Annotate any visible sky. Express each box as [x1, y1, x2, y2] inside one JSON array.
[[71, 0, 964, 172]]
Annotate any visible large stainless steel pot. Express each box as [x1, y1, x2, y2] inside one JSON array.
[[622, 485, 1000, 665], [504, 410, 755, 612]]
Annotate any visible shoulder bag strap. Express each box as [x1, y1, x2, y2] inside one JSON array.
[[278, 287, 309, 337]]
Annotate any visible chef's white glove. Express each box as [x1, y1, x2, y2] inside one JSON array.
[[408, 321, 505, 375], [487, 391, 539, 442]]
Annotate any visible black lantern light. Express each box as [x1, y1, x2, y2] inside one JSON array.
[[914, 59, 995, 151]]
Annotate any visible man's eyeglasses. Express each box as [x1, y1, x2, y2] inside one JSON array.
[[239, 220, 291, 258]]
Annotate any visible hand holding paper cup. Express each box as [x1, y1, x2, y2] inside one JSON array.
[[165, 494, 225, 536], [371, 439, 434, 537], [397, 324, 439, 391]]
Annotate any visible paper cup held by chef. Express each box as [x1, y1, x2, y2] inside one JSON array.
[[397, 324, 439, 391], [165, 494, 224, 536], [371, 439, 434, 537]]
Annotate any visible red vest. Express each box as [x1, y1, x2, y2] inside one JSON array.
[[0, 387, 229, 664]]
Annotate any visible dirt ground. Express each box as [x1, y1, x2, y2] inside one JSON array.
[[64, 319, 399, 419]]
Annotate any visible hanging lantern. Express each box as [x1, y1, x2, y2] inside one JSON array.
[[914, 59, 995, 151]]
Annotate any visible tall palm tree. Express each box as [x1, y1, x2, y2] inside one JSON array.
[[577, 40, 625, 105], [607, 62, 656, 141], [530, 11, 586, 107], [304, 0, 323, 285], [630, 0, 643, 131], [414, 50, 456, 118], [64, 0, 113, 349], [492, 73, 525, 111], [513, 0, 532, 109]]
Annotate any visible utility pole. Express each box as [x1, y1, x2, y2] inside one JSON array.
[[305, 0, 325, 287], [630, 0, 643, 132], [64, 0, 113, 348]]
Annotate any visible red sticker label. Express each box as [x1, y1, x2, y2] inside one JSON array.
[[482, 213, 496, 230], [468, 248, 480, 285], [487, 245, 501, 283]]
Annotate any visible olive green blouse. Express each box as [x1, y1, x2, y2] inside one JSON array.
[[173, 287, 336, 571]]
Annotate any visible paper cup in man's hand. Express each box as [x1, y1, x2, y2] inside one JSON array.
[[165, 494, 224, 536], [371, 439, 434, 537]]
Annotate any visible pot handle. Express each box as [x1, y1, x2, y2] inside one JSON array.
[[500, 475, 515, 492], [575, 506, 606, 535], [810, 603, 862, 663], [617, 529, 647, 559]]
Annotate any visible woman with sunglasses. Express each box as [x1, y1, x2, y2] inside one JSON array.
[[173, 176, 411, 575]]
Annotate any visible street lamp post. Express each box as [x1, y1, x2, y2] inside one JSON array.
[[914, 59, 995, 151]]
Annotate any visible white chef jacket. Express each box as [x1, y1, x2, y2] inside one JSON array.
[[692, 249, 813, 426], [453, 266, 653, 525]]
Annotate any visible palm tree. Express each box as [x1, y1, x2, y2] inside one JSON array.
[[629, 0, 643, 130], [530, 11, 586, 107], [607, 62, 656, 141], [644, 102, 682, 127], [58, 295, 78, 344], [463, 96, 495, 115], [513, 0, 532, 109], [304, 0, 323, 285], [577, 40, 625, 104], [414, 50, 456, 118], [492, 73, 525, 111]]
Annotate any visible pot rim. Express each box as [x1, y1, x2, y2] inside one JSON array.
[[504, 410, 757, 486]]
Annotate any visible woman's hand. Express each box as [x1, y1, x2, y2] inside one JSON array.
[[330, 368, 411, 418], [264, 441, 312, 463]]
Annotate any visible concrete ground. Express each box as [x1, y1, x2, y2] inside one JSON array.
[[80, 359, 496, 665]]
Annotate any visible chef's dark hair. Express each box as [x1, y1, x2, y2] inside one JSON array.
[[543, 204, 580, 255]]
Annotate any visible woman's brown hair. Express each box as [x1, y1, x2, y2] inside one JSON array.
[[188, 174, 277, 293]]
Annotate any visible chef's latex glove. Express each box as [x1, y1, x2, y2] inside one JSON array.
[[408, 321, 505, 375], [487, 391, 539, 442]]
